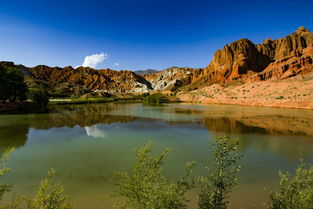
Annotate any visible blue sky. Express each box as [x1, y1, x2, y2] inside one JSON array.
[[0, 0, 312, 70]]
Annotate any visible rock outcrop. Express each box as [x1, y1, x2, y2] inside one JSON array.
[[200, 27, 313, 83], [258, 26, 313, 60], [143, 67, 202, 91], [250, 45, 313, 81]]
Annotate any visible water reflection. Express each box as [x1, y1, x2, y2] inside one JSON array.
[[1, 103, 313, 209], [1, 103, 313, 156]]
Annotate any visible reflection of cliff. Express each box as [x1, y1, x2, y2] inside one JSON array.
[[166, 105, 313, 136], [164, 115, 313, 161], [29, 104, 136, 130], [209, 132, 313, 162], [200, 115, 313, 161], [202, 117, 267, 134], [202, 115, 313, 136], [241, 135, 313, 162], [1, 103, 313, 163]]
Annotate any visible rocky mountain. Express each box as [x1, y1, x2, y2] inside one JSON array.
[[200, 26, 313, 83], [28, 65, 153, 95]]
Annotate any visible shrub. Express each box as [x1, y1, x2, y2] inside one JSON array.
[[27, 169, 74, 209], [1, 148, 73, 209], [267, 160, 313, 209], [198, 136, 242, 209], [0, 148, 24, 209], [143, 93, 168, 105], [113, 141, 195, 209], [0, 148, 14, 203], [275, 96, 284, 100]]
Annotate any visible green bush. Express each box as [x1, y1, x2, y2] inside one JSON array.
[[113, 141, 195, 209], [198, 136, 242, 209], [27, 169, 74, 209], [0, 148, 73, 209], [143, 93, 168, 105], [0, 66, 28, 103], [267, 161, 313, 209]]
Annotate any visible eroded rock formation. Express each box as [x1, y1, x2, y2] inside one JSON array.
[[201, 27, 313, 83], [143, 67, 202, 91], [28, 65, 153, 94]]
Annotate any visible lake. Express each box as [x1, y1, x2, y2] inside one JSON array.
[[1, 103, 313, 209]]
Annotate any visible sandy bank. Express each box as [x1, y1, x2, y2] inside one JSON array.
[[178, 79, 313, 110]]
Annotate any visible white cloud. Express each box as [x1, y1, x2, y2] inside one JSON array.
[[79, 52, 108, 69], [114, 62, 120, 67]]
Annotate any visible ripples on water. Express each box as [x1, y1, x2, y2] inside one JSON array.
[[1, 103, 313, 209]]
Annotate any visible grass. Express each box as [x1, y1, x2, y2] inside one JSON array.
[[49, 93, 161, 105], [49, 97, 115, 105]]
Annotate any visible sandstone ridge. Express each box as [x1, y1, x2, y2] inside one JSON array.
[[201, 27, 313, 83]]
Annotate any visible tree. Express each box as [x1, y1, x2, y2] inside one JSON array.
[[113, 141, 195, 209], [267, 160, 313, 209], [198, 136, 242, 209], [0, 66, 28, 103]]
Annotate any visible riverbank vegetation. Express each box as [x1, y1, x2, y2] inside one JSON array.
[[143, 93, 169, 105], [1, 137, 313, 209], [49, 97, 115, 105], [48, 92, 171, 106]]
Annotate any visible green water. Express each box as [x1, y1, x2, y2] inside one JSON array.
[[1, 103, 313, 209]]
